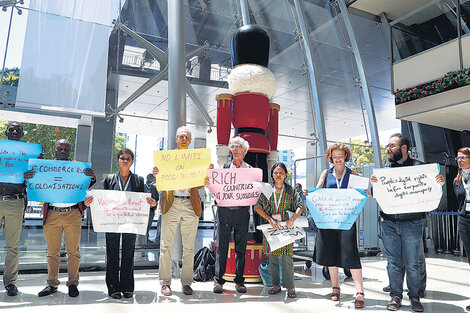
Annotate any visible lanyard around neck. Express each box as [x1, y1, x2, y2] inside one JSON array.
[[118, 174, 131, 191], [333, 167, 346, 189], [273, 185, 284, 212]]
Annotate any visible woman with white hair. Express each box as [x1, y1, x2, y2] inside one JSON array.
[[211, 136, 252, 294]]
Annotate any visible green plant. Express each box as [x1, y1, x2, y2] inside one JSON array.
[[395, 67, 470, 104], [1, 68, 20, 87]]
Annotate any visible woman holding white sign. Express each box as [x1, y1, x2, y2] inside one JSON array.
[[314, 143, 365, 308], [453, 147, 470, 312], [254, 162, 307, 299], [84, 149, 157, 300]]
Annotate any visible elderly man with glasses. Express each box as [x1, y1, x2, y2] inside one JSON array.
[[212, 136, 252, 294], [154, 126, 212, 296]]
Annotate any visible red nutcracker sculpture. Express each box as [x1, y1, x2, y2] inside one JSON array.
[[216, 25, 279, 183], [216, 25, 279, 246]]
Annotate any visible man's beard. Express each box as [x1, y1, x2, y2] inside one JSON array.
[[388, 149, 403, 162]]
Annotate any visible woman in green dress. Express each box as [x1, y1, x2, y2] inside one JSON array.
[[254, 162, 307, 298]]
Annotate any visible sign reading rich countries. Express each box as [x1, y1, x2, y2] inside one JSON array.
[[372, 163, 442, 214], [88, 189, 150, 235], [306, 188, 368, 230], [0, 139, 42, 183], [207, 168, 262, 207], [26, 159, 92, 203], [153, 148, 211, 191]]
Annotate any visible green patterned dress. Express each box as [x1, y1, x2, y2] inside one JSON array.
[[254, 183, 307, 256]]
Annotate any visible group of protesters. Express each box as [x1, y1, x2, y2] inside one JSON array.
[[5, 120, 470, 312]]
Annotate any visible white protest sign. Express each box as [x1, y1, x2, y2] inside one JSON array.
[[373, 163, 443, 214], [88, 189, 150, 235], [257, 216, 308, 251], [348, 175, 370, 190]]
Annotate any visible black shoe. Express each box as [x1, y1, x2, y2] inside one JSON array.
[[38, 286, 58, 297], [466, 304, 470, 311], [383, 285, 390, 293], [122, 292, 133, 298], [5, 284, 18, 296], [109, 292, 122, 299], [68, 285, 79, 297], [235, 283, 247, 293], [411, 298, 424, 312]]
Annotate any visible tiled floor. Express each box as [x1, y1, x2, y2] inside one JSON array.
[[1, 254, 469, 313]]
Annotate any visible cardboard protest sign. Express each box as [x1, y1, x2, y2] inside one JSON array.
[[306, 188, 368, 230], [207, 168, 262, 206], [88, 189, 150, 235], [153, 148, 211, 191], [26, 159, 92, 203], [257, 214, 309, 251], [372, 163, 443, 214], [0, 139, 42, 183]]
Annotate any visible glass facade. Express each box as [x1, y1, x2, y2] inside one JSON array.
[[0, 0, 397, 270]]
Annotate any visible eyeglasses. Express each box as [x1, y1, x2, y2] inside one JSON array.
[[455, 156, 470, 161], [119, 157, 132, 162], [229, 145, 243, 150], [385, 143, 399, 149]]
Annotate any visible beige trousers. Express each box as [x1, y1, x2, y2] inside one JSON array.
[[0, 198, 24, 287], [159, 198, 199, 286], [43, 209, 82, 287]]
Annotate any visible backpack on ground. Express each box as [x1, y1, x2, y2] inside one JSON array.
[[193, 246, 215, 281]]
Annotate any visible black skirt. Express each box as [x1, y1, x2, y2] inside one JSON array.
[[313, 222, 362, 269]]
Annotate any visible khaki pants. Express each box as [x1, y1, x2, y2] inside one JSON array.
[[0, 198, 24, 287], [43, 209, 82, 287], [159, 198, 199, 286]]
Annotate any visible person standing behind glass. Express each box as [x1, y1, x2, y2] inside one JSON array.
[[295, 183, 306, 203], [254, 162, 307, 298], [314, 143, 365, 309], [137, 174, 159, 247], [85, 148, 157, 299], [453, 147, 470, 312]]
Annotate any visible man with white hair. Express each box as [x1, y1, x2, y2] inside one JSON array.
[[154, 126, 210, 296], [212, 136, 251, 294]]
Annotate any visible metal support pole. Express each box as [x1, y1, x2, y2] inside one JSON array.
[[291, 0, 327, 170], [0, 6, 14, 95], [411, 122, 426, 162], [293, 155, 325, 187], [337, 0, 382, 168], [239, 0, 250, 25], [168, 0, 186, 148], [457, 0, 463, 69]]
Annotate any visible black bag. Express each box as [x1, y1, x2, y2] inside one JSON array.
[[193, 246, 215, 281]]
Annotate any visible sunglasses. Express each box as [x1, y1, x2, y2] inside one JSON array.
[[119, 157, 132, 162]]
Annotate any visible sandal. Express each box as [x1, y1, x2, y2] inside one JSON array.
[[268, 285, 281, 295], [287, 288, 297, 298], [330, 287, 340, 301], [355, 291, 365, 308]]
